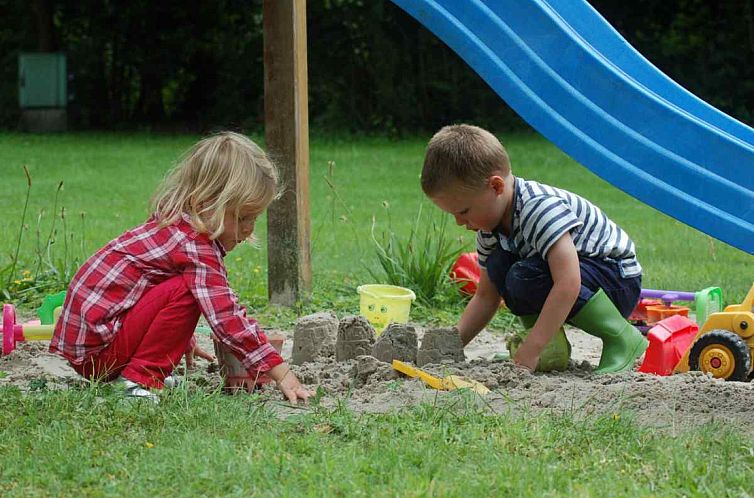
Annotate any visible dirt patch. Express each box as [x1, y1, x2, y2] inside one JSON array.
[[3, 322, 754, 435], [0, 342, 81, 390]]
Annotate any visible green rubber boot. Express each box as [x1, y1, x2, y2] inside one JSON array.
[[506, 315, 571, 372], [570, 289, 648, 374]]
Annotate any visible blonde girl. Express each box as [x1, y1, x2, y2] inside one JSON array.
[[51, 132, 311, 403]]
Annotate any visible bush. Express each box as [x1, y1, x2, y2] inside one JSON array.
[[368, 204, 465, 307]]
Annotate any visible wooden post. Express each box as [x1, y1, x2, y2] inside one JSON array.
[[263, 0, 311, 306]]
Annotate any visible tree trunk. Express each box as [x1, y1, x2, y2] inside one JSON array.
[[32, 0, 57, 51]]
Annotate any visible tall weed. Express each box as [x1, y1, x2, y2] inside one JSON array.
[[1, 169, 87, 305], [5, 166, 32, 295], [369, 203, 465, 307]]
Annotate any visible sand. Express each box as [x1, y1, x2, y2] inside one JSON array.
[[3, 320, 754, 436], [335, 315, 375, 361], [416, 327, 466, 366], [292, 311, 338, 364], [372, 323, 418, 363]]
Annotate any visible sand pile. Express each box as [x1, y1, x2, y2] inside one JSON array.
[[3, 311, 754, 435]]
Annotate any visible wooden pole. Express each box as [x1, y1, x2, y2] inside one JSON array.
[[263, 0, 311, 306]]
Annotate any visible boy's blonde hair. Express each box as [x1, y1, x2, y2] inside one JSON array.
[[151, 131, 279, 240], [421, 124, 511, 195]]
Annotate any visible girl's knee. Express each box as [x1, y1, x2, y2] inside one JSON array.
[[159, 276, 199, 309]]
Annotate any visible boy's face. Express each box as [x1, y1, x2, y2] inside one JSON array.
[[429, 177, 507, 233], [218, 206, 257, 252]]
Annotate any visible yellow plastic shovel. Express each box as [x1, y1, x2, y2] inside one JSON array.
[[392, 360, 490, 395]]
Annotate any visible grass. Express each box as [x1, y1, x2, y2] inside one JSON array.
[[1, 385, 753, 497], [0, 132, 753, 496], [0, 132, 751, 326]]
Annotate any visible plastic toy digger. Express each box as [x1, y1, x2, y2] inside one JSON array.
[[392, 360, 490, 395], [674, 282, 754, 381]]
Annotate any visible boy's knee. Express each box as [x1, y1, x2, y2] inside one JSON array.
[[174, 279, 195, 300], [503, 260, 550, 315], [485, 249, 518, 294]]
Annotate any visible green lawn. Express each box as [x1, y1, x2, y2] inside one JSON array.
[[1, 387, 753, 497], [0, 132, 751, 318], [0, 132, 752, 496]]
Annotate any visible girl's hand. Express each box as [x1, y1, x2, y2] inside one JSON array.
[[186, 344, 216, 369], [269, 363, 313, 404], [184, 335, 216, 369]]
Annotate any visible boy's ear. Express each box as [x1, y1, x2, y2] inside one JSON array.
[[488, 175, 505, 195]]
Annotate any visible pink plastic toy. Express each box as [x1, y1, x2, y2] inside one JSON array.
[[2, 304, 55, 355]]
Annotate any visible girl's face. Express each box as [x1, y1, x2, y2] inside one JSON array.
[[217, 206, 257, 252]]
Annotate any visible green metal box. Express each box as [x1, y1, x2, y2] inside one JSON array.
[[18, 52, 67, 108]]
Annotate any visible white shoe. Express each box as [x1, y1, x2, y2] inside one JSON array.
[[163, 375, 182, 389], [117, 377, 160, 404]]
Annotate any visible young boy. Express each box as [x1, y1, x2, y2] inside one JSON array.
[[422, 124, 647, 373]]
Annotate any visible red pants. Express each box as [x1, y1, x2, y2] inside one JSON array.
[[71, 276, 200, 389]]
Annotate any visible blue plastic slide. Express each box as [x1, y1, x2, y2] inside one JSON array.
[[390, 0, 754, 254], [547, 0, 754, 148]]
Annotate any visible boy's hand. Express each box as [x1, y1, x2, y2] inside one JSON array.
[[269, 363, 313, 404], [511, 233, 580, 373], [512, 339, 542, 372], [186, 344, 216, 369], [513, 329, 549, 372]]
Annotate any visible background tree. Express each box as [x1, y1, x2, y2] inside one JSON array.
[[1, 0, 752, 132]]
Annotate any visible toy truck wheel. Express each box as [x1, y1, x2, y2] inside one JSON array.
[[688, 330, 751, 381]]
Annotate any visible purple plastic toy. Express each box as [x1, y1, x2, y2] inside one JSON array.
[[639, 287, 724, 328], [641, 289, 696, 307]]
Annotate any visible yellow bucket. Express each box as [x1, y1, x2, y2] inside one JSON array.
[[357, 284, 416, 334]]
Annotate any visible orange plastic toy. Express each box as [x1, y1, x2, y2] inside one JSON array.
[[630, 298, 690, 326], [628, 298, 661, 323], [645, 303, 690, 324], [638, 315, 698, 376]]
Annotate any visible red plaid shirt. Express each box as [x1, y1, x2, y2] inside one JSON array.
[[50, 214, 283, 373]]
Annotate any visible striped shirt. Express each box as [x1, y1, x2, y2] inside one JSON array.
[[477, 177, 641, 278], [50, 213, 283, 373]]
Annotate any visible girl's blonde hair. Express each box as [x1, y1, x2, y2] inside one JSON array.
[[151, 131, 279, 240]]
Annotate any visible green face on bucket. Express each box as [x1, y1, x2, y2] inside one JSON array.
[[358, 284, 416, 335], [368, 304, 389, 314], [364, 302, 391, 333]]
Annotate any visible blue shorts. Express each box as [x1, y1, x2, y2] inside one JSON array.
[[485, 247, 641, 319]]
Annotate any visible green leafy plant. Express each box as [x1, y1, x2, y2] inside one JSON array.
[[28, 377, 48, 391], [369, 203, 465, 307]]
